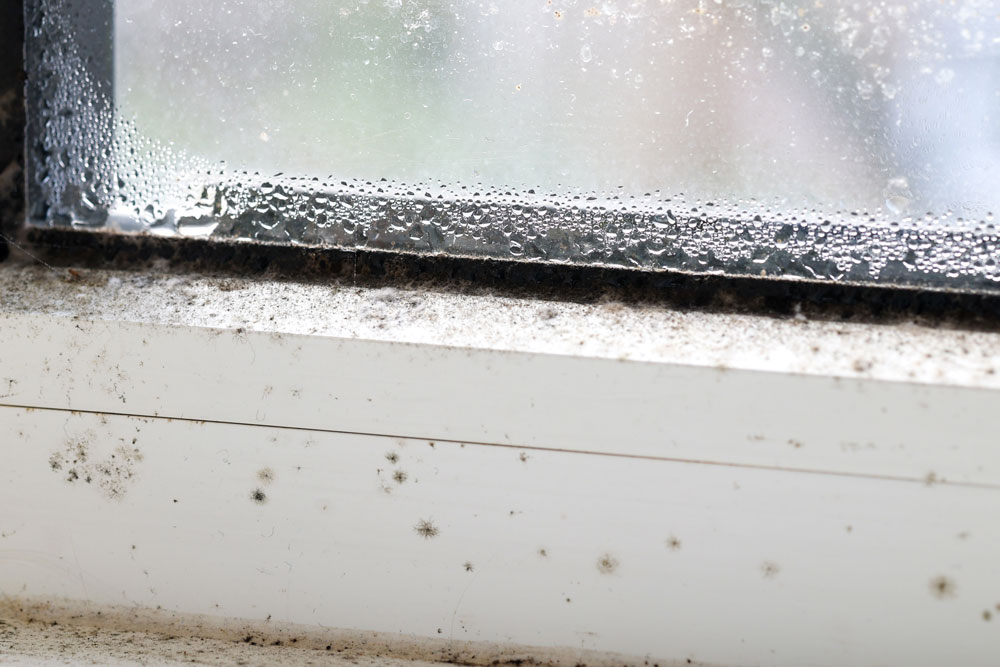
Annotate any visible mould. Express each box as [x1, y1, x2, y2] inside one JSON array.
[[596, 554, 619, 575], [760, 562, 781, 579], [250, 488, 268, 505], [0, 595, 682, 665], [27, 227, 1000, 333], [256, 468, 275, 485], [665, 536, 682, 551], [384, 452, 399, 464], [463, 562, 474, 572], [0, 377, 17, 399], [392, 470, 408, 484], [217, 279, 246, 292], [929, 575, 957, 599], [49, 439, 143, 500], [414, 519, 439, 539], [852, 359, 874, 373]]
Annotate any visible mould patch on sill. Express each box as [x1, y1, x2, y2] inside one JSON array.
[[1, 261, 1000, 390], [0, 597, 691, 667]]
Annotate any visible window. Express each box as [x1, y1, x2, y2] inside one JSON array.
[[25, 0, 1000, 291]]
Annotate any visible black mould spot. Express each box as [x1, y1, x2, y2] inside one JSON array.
[[519, 452, 529, 463], [596, 554, 619, 574], [925, 471, 940, 486], [415, 519, 439, 539], [929, 575, 957, 599], [250, 488, 268, 505], [761, 562, 781, 579], [666, 535, 682, 551], [463, 561, 474, 572], [393, 470, 408, 484], [538, 548, 548, 558], [787, 439, 803, 449], [217, 280, 246, 292], [385, 452, 399, 464], [257, 468, 275, 484], [49, 442, 143, 500]]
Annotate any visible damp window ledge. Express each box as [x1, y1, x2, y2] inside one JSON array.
[[2, 258, 1000, 392], [5, 258, 1000, 666], [2, 255, 1000, 484]]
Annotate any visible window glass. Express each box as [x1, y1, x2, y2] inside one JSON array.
[[27, 0, 1000, 289]]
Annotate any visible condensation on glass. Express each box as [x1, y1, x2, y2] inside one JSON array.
[[25, 0, 1000, 290]]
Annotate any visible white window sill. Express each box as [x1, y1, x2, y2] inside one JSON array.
[[2, 261, 999, 666], [3, 262, 998, 388]]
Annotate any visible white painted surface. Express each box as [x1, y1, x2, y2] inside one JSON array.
[[3, 264, 1000, 665], [1, 311, 1000, 486], [2, 407, 999, 666]]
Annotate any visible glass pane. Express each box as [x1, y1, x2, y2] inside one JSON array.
[[26, 0, 1000, 290]]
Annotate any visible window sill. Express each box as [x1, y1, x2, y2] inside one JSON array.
[[3, 259, 1000, 666], [3, 260, 999, 387]]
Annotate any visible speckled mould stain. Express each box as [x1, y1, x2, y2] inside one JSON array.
[[48, 437, 144, 500]]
